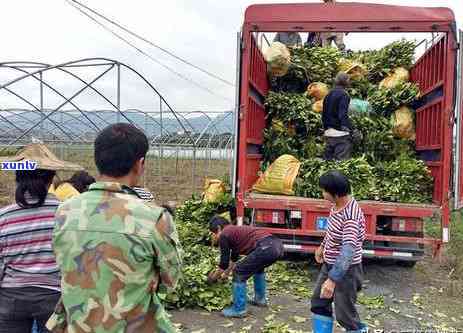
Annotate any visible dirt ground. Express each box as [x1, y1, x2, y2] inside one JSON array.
[[170, 256, 463, 333]]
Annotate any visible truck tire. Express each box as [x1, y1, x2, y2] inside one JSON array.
[[396, 260, 417, 268]]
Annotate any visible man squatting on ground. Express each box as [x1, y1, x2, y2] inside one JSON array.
[[207, 216, 284, 318]]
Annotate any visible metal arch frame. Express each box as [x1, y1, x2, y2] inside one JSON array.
[[0, 58, 192, 144], [0, 58, 235, 198], [1, 61, 116, 146], [1, 61, 126, 132], [0, 65, 90, 141]]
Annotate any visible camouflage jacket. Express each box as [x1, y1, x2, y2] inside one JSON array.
[[46, 182, 183, 333]]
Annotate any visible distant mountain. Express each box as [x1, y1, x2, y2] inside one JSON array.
[[0, 109, 234, 141]]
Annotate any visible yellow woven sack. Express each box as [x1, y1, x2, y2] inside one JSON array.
[[49, 182, 80, 201], [338, 58, 367, 81], [252, 154, 301, 195], [391, 106, 415, 140], [203, 178, 226, 203], [347, 64, 367, 81], [265, 42, 291, 77], [338, 58, 352, 72], [312, 100, 324, 113], [307, 82, 329, 101], [379, 67, 410, 89]]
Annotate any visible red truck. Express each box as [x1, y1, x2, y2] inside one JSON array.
[[232, 2, 463, 265]]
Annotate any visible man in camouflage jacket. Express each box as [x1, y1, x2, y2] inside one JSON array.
[[46, 123, 183, 333]]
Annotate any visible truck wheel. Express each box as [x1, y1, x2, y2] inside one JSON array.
[[397, 260, 417, 268]]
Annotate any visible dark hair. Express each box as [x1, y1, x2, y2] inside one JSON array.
[[209, 215, 230, 233], [15, 169, 56, 208], [56, 171, 95, 193], [334, 72, 350, 88], [94, 123, 149, 177], [319, 170, 351, 197]]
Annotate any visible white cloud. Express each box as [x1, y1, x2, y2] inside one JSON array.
[[0, 0, 461, 113]]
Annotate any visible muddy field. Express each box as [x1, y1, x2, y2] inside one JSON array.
[[170, 256, 463, 333]]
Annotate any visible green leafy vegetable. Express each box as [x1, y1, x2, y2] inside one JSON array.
[[368, 82, 420, 116]]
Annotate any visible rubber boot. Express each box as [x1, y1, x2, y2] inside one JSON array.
[[250, 273, 267, 307], [346, 322, 368, 333], [222, 281, 247, 318], [312, 314, 334, 333], [32, 320, 39, 333]]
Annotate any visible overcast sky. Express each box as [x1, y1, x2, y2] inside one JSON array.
[[0, 0, 461, 114]]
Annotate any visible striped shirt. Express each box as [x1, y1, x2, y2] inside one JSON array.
[[0, 194, 61, 290], [322, 198, 366, 265], [132, 187, 155, 202]]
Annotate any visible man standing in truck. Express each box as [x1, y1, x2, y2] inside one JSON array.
[[322, 72, 357, 160], [311, 171, 367, 333], [273, 32, 302, 48], [306, 0, 346, 50], [320, 0, 346, 50]]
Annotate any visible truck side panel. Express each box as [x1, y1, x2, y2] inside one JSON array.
[[236, 34, 267, 219]]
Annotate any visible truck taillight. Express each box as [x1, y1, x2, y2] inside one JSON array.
[[391, 217, 423, 233], [255, 209, 285, 224]]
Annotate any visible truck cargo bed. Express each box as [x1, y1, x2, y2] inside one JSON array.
[[246, 192, 440, 212]]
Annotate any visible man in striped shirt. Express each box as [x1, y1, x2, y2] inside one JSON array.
[[311, 170, 367, 333]]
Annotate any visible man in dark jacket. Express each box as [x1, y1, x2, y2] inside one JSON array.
[[208, 216, 284, 318], [322, 72, 360, 160]]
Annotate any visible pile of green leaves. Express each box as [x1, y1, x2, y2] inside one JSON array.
[[347, 78, 375, 100], [266, 262, 312, 299], [368, 81, 420, 116], [264, 91, 315, 124], [294, 153, 433, 203], [351, 114, 415, 163], [347, 39, 416, 83], [262, 128, 325, 169], [282, 47, 341, 85], [374, 155, 433, 203], [263, 92, 324, 166], [164, 194, 234, 311], [295, 156, 378, 200], [165, 196, 320, 311], [262, 128, 304, 168]]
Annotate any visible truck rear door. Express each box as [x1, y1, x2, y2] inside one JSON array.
[[235, 34, 268, 196], [454, 30, 463, 209]]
